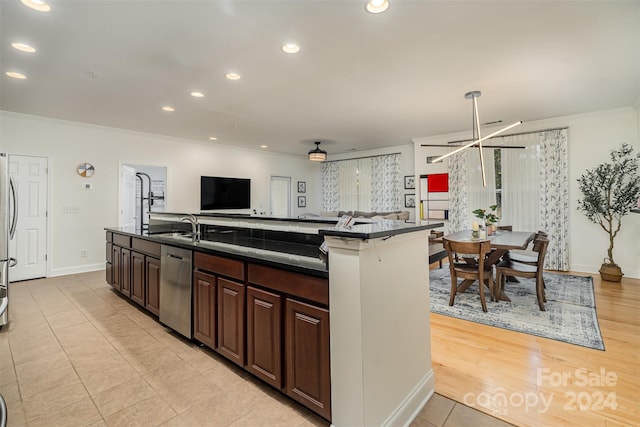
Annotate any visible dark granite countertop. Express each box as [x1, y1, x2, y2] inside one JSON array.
[[319, 221, 441, 239], [107, 215, 443, 278], [150, 211, 443, 239], [105, 226, 329, 278]]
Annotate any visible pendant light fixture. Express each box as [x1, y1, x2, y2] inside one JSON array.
[[432, 91, 522, 186], [308, 141, 327, 162]]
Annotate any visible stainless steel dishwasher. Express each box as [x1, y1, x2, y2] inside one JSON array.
[[159, 245, 193, 339]]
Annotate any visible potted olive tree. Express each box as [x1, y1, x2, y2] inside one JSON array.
[[577, 143, 640, 282]]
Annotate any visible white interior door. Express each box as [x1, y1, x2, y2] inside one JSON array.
[[119, 165, 137, 228], [8, 155, 48, 281], [270, 176, 291, 217]]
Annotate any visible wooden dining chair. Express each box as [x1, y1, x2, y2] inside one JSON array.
[[443, 238, 493, 312], [505, 230, 548, 287], [495, 236, 549, 310]]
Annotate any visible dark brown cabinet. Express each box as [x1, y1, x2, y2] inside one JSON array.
[[121, 248, 131, 297], [193, 270, 217, 349], [131, 251, 145, 306], [217, 277, 246, 367], [247, 286, 282, 389], [106, 232, 161, 317], [285, 298, 331, 421], [145, 257, 161, 316], [106, 241, 113, 285], [112, 245, 121, 292]]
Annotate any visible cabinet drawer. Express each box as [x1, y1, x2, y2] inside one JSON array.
[[113, 233, 131, 247], [248, 263, 328, 306], [132, 238, 161, 257], [194, 252, 245, 281]]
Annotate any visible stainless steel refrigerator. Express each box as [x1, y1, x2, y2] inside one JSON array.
[[0, 153, 18, 327]]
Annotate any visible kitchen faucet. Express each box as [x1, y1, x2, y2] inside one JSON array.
[[179, 214, 200, 242]]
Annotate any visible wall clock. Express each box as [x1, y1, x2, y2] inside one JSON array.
[[77, 163, 95, 177]]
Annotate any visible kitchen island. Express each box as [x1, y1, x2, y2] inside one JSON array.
[[105, 213, 441, 425]]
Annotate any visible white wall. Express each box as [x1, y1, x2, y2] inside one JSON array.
[[414, 107, 640, 279], [327, 143, 416, 219], [0, 111, 321, 276]]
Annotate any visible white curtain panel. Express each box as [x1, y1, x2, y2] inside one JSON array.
[[539, 128, 569, 271], [466, 147, 497, 224], [338, 159, 359, 210], [448, 151, 469, 232], [357, 157, 373, 212], [320, 162, 339, 211], [371, 154, 401, 212], [500, 134, 541, 232]]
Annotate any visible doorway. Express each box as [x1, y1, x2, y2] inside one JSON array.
[[8, 155, 48, 281], [270, 176, 291, 217], [120, 164, 166, 229]]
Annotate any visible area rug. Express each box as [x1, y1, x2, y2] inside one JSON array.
[[429, 268, 605, 350]]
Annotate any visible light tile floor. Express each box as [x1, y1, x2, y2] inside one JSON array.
[[0, 271, 513, 426]]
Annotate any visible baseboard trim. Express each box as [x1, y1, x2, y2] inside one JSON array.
[[570, 264, 639, 280], [50, 263, 104, 277], [381, 369, 436, 427]]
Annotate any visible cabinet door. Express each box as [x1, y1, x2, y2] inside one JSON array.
[[247, 286, 282, 389], [112, 246, 121, 291], [105, 262, 113, 285], [285, 298, 331, 420], [131, 251, 145, 306], [106, 242, 113, 285], [217, 277, 246, 367], [193, 271, 217, 349], [145, 257, 161, 316], [121, 248, 131, 297]]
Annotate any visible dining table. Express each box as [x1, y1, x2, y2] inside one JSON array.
[[443, 229, 535, 302]]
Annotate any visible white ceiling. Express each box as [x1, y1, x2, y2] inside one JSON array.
[[1, 0, 639, 157]]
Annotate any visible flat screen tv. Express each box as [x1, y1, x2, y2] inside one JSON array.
[[200, 176, 251, 210]]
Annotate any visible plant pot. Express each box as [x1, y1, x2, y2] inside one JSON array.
[[599, 263, 623, 282]]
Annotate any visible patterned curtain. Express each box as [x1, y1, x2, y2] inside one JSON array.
[[320, 154, 401, 212], [539, 128, 569, 271], [321, 161, 339, 211], [447, 151, 468, 232], [371, 154, 401, 212]]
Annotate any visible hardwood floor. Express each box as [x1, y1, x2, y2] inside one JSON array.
[[430, 265, 640, 426]]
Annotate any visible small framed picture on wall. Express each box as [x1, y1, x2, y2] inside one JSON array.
[[297, 181, 306, 193], [298, 196, 306, 208], [404, 194, 416, 208], [404, 175, 415, 189]]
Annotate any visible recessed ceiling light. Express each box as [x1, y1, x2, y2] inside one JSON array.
[[260, 145, 268, 149], [209, 137, 218, 141], [190, 91, 204, 98], [11, 42, 36, 53], [282, 43, 300, 54], [366, 0, 390, 14], [162, 106, 175, 112], [225, 73, 241, 81], [6, 71, 27, 79], [20, 0, 51, 12]]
